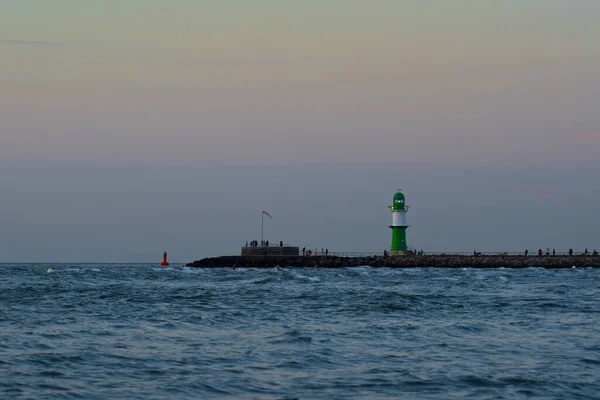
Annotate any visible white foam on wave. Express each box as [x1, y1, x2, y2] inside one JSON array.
[[347, 265, 372, 270], [181, 267, 203, 274], [47, 267, 82, 273], [89, 268, 102, 272], [293, 273, 321, 282], [433, 276, 460, 282], [473, 270, 511, 283], [475, 271, 492, 280], [527, 266, 548, 273], [152, 267, 173, 272], [373, 268, 398, 277], [344, 265, 373, 276]]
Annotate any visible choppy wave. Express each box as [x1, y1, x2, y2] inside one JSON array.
[[1, 264, 599, 399]]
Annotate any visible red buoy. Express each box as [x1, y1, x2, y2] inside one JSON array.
[[160, 251, 170, 266]]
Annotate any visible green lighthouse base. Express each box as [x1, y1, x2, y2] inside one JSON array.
[[389, 226, 408, 255]]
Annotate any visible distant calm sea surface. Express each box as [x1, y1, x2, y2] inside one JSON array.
[[1, 264, 599, 399]]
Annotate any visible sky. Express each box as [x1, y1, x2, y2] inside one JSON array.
[[1, 1, 599, 262]]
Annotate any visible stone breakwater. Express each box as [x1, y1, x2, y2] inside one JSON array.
[[187, 255, 600, 269]]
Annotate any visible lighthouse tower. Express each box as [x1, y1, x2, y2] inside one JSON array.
[[389, 190, 409, 255]]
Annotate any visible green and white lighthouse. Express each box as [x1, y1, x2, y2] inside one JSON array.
[[389, 190, 409, 255]]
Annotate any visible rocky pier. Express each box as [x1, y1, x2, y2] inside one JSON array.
[[187, 255, 600, 269]]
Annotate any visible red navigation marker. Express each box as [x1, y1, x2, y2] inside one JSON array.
[[160, 251, 170, 266]]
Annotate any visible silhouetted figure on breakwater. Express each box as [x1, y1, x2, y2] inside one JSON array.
[[525, 249, 529, 256], [569, 248, 573, 256], [553, 249, 556, 256]]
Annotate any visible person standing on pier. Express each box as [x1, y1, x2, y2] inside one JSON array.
[[525, 249, 528, 256], [569, 248, 573, 256]]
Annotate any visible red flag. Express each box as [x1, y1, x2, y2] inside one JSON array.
[[262, 211, 272, 219]]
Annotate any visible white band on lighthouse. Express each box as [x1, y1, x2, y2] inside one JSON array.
[[392, 211, 407, 227]]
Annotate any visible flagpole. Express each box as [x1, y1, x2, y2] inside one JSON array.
[[261, 211, 264, 246]]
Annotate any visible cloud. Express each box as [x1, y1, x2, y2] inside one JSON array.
[[0, 40, 63, 46]]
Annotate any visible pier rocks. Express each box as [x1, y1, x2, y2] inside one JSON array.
[[187, 255, 600, 269]]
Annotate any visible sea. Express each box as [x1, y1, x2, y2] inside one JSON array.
[[1, 264, 599, 399]]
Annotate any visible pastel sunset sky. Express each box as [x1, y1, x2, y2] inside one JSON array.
[[1, 1, 599, 262]]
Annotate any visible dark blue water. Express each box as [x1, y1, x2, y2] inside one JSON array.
[[1, 264, 599, 399]]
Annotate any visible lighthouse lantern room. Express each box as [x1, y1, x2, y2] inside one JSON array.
[[389, 190, 409, 255]]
